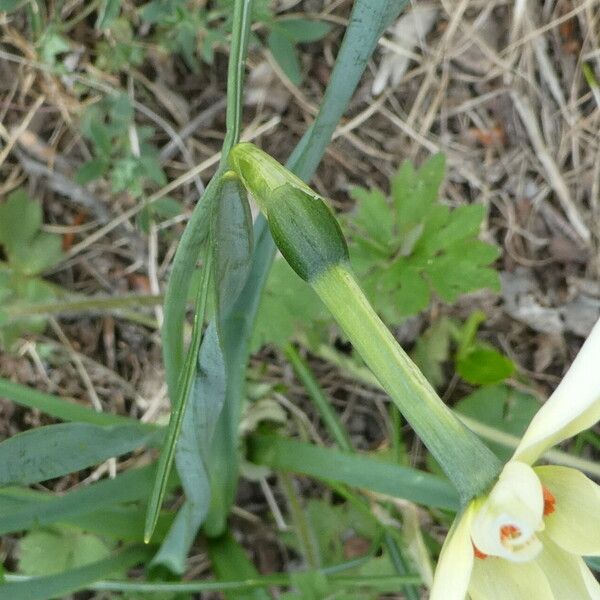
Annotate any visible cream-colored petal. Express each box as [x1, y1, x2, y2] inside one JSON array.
[[536, 533, 599, 599], [514, 317, 600, 464], [471, 462, 544, 562], [536, 465, 600, 556], [469, 556, 553, 600], [430, 505, 475, 600]]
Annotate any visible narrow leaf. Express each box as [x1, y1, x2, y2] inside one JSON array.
[[0, 377, 137, 426], [208, 533, 271, 600], [268, 29, 302, 85], [249, 435, 459, 511], [0, 546, 150, 600], [0, 464, 173, 536], [0, 423, 156, 486], [144, 251, 212, 543]]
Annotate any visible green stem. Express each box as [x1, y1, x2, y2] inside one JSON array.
[[283, 343, 352, 452], [4, 573, 421, 593], [220, 0, 253, 164], [312, 265, 502, 503], [279, 473, 321, 569], [317, 343, 600, 479]]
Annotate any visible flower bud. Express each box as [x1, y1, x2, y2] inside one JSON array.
[[229, 143, 348, 282]]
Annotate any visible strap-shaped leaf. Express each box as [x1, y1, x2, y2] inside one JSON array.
[[0, 422, 156, 486]]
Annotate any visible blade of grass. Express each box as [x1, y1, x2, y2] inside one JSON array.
[[3, 294, 162, 319], [0, 491, 174, 542], [0, 546, 151, 600], [283, 344, 352, 451], [144, 249, 212, 543], [207, 532, 272, 600], [249, 434, 459, 511], [0, 422, 157, 486], [5, 573, 421, 594], [279, 473, 321, 569], [204, 0, 410, 534], [0, 464, 176, 536], [0, 377, 142, 427]]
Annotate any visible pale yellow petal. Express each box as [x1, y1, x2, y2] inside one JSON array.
[[536, 465, 600, 555], [430, 505, 475, 600], [514, 317, 600, 464], [536, 533, 599, 599], [469, 557, 553, 600]]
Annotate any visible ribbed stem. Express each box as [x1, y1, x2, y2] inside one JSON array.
[[312, 264, 502, 503]]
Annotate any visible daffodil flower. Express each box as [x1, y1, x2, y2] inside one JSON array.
[[431, 317, 600, 600]]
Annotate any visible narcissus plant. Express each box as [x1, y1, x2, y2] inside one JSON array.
[[228, 142, 600, 600]]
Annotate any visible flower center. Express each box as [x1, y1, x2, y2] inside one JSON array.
[[473, 486, 556, 560], [500, 524, 521, 543]]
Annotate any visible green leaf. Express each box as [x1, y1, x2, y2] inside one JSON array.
[[19, 526, 112, 576], [268, 28, 302, 85], [0, 189, 42, 257], [0, 423, 156, 486], [348, 186, 393, 247], [252, 258, 329, 351], [303, 500, 378, 565], [0, 189, 63, 276], [13, 232, 63, 275], [207, 533, 271, 600], [276, 18, 332, 43], [346, 154, 500, 322], [392, 154, 445, 230], [38, 32, 70, 65], [95, 0, 121, 29], [0, 0, 23, 11], [411, 317, 452, 388], [75, 158, 109, 185], [455, 385, 539, 461], [0, 546, 150, 600], [456, 346, 515, 385], [138, 197, 181, 232], [249, 434, 459, 511], [0, 464, 168, 536], [289, 571, 330, 599], [0, 377, 137, 426]]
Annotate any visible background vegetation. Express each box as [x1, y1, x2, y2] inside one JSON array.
[[0, 1, 599, 598]]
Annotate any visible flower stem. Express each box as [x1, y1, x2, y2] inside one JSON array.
[[312, 264, 502, 503]]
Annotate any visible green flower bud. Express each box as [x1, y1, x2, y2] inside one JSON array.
[[229, 143, 349, 282]]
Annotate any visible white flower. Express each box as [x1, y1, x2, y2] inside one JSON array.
[[431, 317, 600, 600]]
